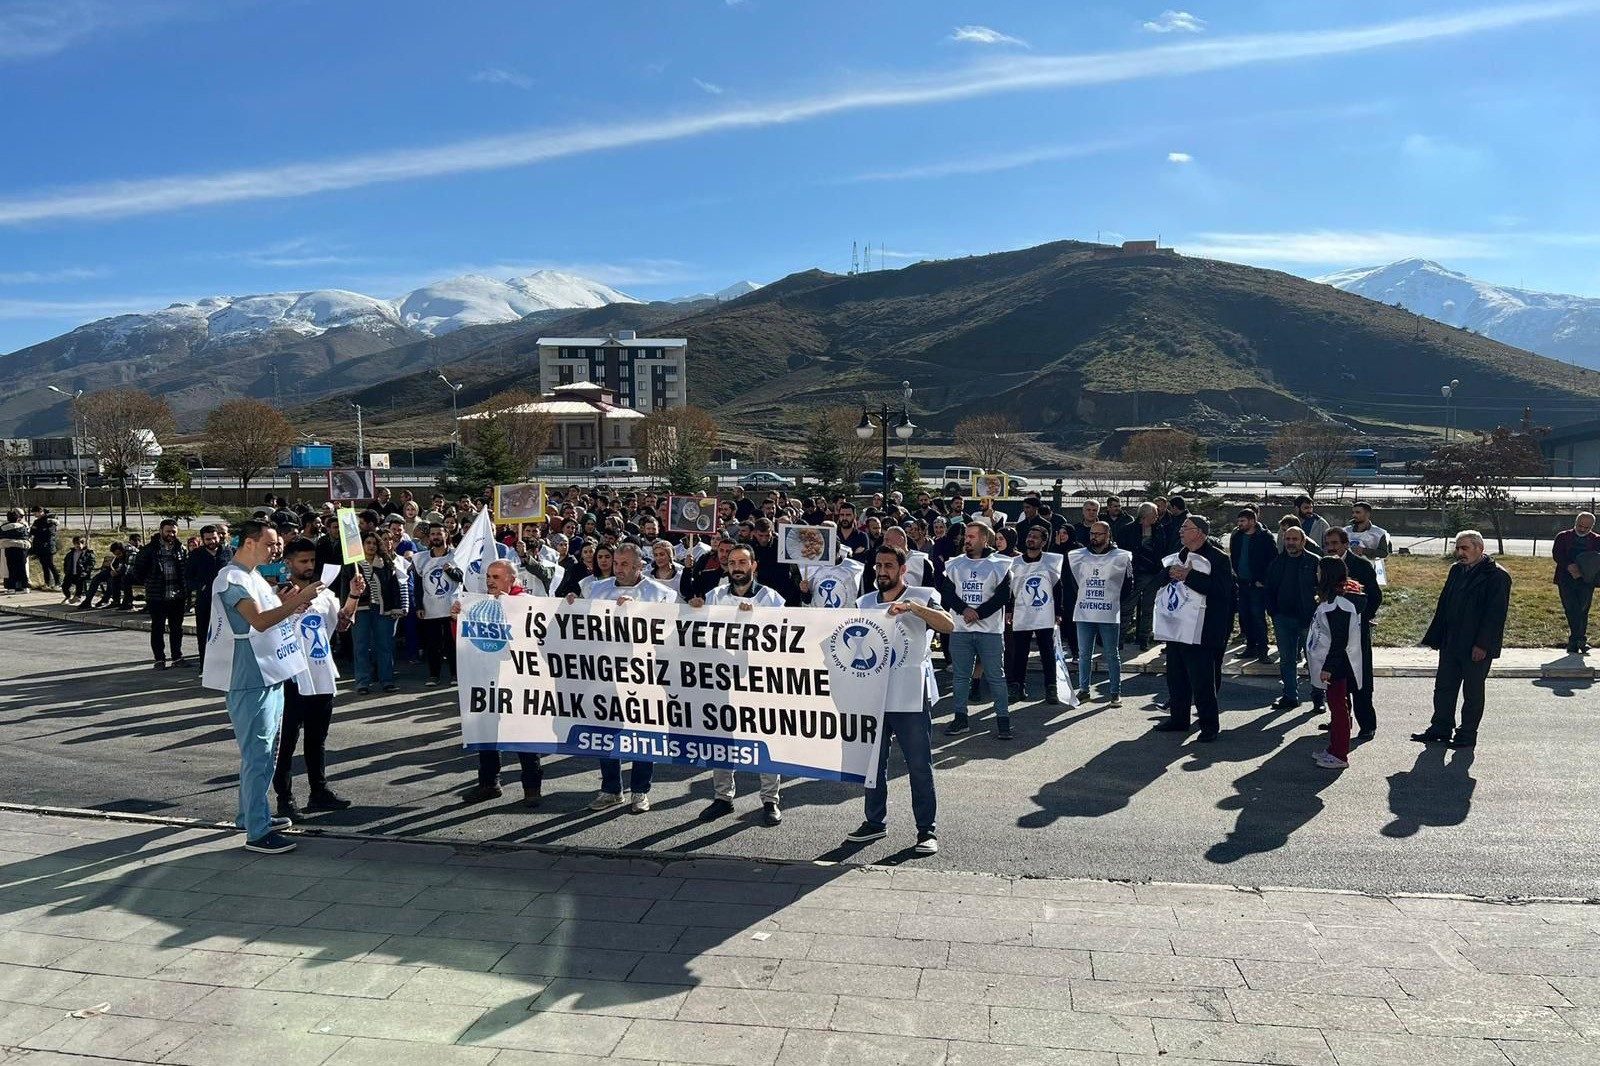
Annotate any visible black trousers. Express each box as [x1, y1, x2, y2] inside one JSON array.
[[1430, 651, 1492, 741], [421, 617, 457, 681], [194, 595, 213, 648], [478, 750, 542, 790], [148, 598, 186, 662], [32, 548, 59, 586], [2, 547, 27, 590], [1559, 577, 1594, 648], [1353, 622, 1376, 732], [274, 681, 334, 799], [1006, 628, 1056, 691], [1165, 642, 1221, 735]]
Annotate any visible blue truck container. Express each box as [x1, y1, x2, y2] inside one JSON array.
[[288, 444, 333, 468]]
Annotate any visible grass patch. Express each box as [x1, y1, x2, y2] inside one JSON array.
[[1374, 554, 1562, 649]]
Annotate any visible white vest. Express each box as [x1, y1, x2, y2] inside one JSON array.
[[291, 588, 342, 696], [905, 551, 932, 588], [705, 583, 786, 608], [1345, 524, 1390, 586], [201, 566, 307, 692], [1306, 597, 1364, 691], [945, 554, 1013, 634], [588, 575, 679, 603], [416, 552, 458, 620], [858, 585, 937, 713], [805, 559, 865, 609], [1068, 547, 1133, 626], [1152, 551, 1210, 646], [1008, 554, 1064, 632]]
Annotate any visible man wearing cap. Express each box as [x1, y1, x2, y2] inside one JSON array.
[[940, 517, 1014, 738], [1153, 515, 1235, 742]]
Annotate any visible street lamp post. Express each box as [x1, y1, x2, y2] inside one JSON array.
[[350, 403, 364, 467], [438, 373, 464, 454], [1440, 379, 1461, 442], [855, 384, 915, 496], [46, 385, 86, 530]]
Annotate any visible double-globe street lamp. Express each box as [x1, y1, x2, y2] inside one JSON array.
[[438, 372, 465, 454], [855, 380, 916, 494], [45, 385, 87, 529], [1440, 379, 1461, 442]]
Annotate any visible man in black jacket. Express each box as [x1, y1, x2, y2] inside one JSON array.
[[184, 524, 234, 652], [1117, 502, 1166, 650], [1415, 530, 1512, 750], [1263, 522, 1321, 709], [61, 537, 94, 604], [1153, 516, 1236, 742], [1321, 527, 1381, 738], [1228, 507, 1278, 659], [130, 519, 190, 668]]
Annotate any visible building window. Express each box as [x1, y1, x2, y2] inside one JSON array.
[[558, 366, 574, 385]]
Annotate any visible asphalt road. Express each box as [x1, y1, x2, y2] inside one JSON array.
[[4, 615, 1597, 898]]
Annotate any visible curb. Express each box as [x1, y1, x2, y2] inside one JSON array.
[[0, 601, 199, 637], [3, 801, 1594, 907]]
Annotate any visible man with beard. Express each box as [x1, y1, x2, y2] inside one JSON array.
[[688, 532, 736, 599], [414, 523, 459, 686], [1067, 521, 1134, 706], [274, 539, 363, 822], [1321, 527, 1381, 740], [1005, 526, 1065, 703], [185, 524, 233, 652], [748, 516, 799, 604], [1288, 496, 1330, 550], [844, 543, 955, 855], [1153, 516, 1234, 742], [1118, 502, 1165, 651], [1264, 522, 1323, 710], [571, 542, 677, 814], [836, 502, 870, 563], [692, 545, 786, 825], [940, 519, 1014, 738], [797, 529, 865, 609], [1415, 530, 1512, 750], [1553, 511, 1600, 653], [1229, 507, 1278, 660], [1344, 502, 1392, 584], [131, 519, 191, 669]]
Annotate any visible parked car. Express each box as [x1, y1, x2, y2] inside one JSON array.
[[940, 466, 1029, 495], [858, 470, 887, 494], [738, 470, 795, 491], [590, 457, 639, 478]]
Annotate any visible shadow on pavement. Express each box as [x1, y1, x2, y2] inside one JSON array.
[[1382, 745, 1477, 839]]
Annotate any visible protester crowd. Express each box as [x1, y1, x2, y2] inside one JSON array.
[[6, 481, 1526, 857]]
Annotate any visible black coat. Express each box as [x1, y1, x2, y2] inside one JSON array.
[[1339, 551, 1383, 625], [1176, 540, 1236, 651], [1423, 558, 1512, 660], [1117, 521, 1166, 576], [1264, 549, 1320, 625], [1228, 527, 1278, 586]]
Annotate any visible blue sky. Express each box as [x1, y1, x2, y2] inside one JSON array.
[[2, 0, 1598, 353]]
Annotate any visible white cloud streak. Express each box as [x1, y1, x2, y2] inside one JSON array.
[[844, 140, 1134, 182], [1167, 151, 1193, 163], [1143, 10, 1207, 34], [471, 67, 533, 90], [0, 0, 181, 60], [0, 295, 179, 320], [950, 25, 1029, 47], [1176, 230, 1508, 264], [1, 2, 1591, 226], [0, 266, 107, 283], [692, 77, 725, 95]]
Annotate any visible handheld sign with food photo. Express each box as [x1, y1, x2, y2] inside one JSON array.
[[667, 495, 717, 535], [972, 472, 1009, 502], [335, 507, 364, 566], [493, 483, 546, 523], [778, 524, 837, 567], [328, 468, 376, 502]]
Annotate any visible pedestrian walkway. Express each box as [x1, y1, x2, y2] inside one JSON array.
[[1, 809, 1596, 1065], [3, 590, 1592, 679]]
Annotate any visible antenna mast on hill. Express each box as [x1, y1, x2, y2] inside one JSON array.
[[850, 241, 859, 275]]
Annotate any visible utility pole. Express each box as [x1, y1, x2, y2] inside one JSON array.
[[351, 403, 364, 467]]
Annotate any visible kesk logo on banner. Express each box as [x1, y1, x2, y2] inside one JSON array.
[[455, 594, 896, 785]]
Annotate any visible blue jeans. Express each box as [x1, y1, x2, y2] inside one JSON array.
[[949, 630, 1009, 719], [1237, 583, 1269, 649], [226, 684, 284, 841], [865, 711, 936, 832], [353, 610, 396, 688], [599, 759, 654, 796], [1272, 614, 1305, 702], [1075, 621, 1122, 695]]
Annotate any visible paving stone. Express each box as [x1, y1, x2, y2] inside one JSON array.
[[187, 893, 329, 927], [677, 985, 838, 1029], [1170, 929, 1325, 964], [628, 950, 780, 989], [322, 1036, 497, 1066], [830, 994, 990, 1040], [357, 933, 513, 972], [16, 906, 160, 940], [791, 885, 927, 914], [152, 946, 289, 987], [484, 1052, 660, 1066], [188, 869, 323, 899], [774, 905, 903, 935], [1012, 878, 1139, 904], [1467, 947, 1600, 979], [1495, 1039, 1600, 1066], [173, 985, 365, 1030], [0, 930, 84, 967], [389, 966, 548, 1008], [22, 1013, 204, 1060], [989, 1005, 1158, 1055], [1072, 979, 1234, 1021], [1031, 923, 1175, 955], [0, 999, 66, 1045], [1389, 998, 1582, 1040], [915, 893, 1062, 921], [458, 1009, 630, 1055], [895, 913, 1033, 945], [559, 873, 681, 900], [808, 932, 949, 969], [300, 902, 443, 936], [160, 1025, 348, 1065], [406, 885, 539, 916], [294, 877, 428, 908], [776, 1027, 948, 1065], [1559, 1005, 1600, 1037], [1225, 988, 1404, 1031], [769, 959, 922, 999], [550, 854, 666, 876], [341, 840, 455, 865], [0, 959, 88, 1004], [233, 925, 390, 959], [258, 958, 420, 998], [311, 995, 486, 1043], [518, 893, 652, 923], [1324, 1030, 1519, 1066], [48, 940, 192, 978], [1091, 951, 1244, 988], [324, 859, 462, 887], [670, 926, 814, 959], [943, 942, 1089, 977], [419, 910, 562, 945], [639, 899, 781, 930], [1316, 919, 1468, 946], [1550, 975, 1600, 1006], [672, 878, 801, 906], [529, 976, 689, 1018], [493, 943, 643, 981], [948, 1041, 1119, 1066], [441, 868, 573, 894], [543, 918, 684, 953], [918, 966, 1073, 1009], [1152, 1018, 1336, 1065], [1236, 959, 1407, 997], [887, 868, 1012, 896], [119, 917, 264, 953], [1318, 938, 1476, 972], [443, 848, 560, 872], [1393, 969, 1573, 1005]]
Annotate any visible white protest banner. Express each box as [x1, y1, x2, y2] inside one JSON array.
[[452, 510, 497, 594], [455, 594, 896, 785]]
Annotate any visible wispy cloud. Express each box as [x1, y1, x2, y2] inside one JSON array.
[[0, 295, 176, 321], [342, 258, 702, 298], [471, 67, 533, 90], [1142, 10, 1207, 34], [225, 237, 364, 269], [0, 266, 107, 284], [692, 77, 725, 95], [844, 140, 1133, 182], [1176, 230, 1507, 264], [880, 249, 931, 260], [0, 0, 183, 61], [1167, 151, 1193, 163], [949, 25, 1029, 47], [1, 2, 1590, 226]]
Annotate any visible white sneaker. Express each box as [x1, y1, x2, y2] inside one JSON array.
[[1312, 749, 1329, 762], [588, 791, 625, 811], [1315, 752, 1349, 769], [630, 793, 651, 813], [914, 832, 939, 855]]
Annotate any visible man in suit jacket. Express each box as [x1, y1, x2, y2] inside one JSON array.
[[1415, 531, 1512, 750], [1153, 515, 1236, 742], [1321, 526, 1382, 739]]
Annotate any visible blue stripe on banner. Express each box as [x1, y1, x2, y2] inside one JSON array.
[[464, 726, 867, 784]]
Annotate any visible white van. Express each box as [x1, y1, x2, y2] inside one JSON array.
[[590, 457, 639, 478], [941, 466, 1030, 495]]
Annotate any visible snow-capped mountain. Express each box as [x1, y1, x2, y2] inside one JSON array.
[[669, 280, 764, 304], [1319, 259, 1600, 368], [395, 271, 638, 336]]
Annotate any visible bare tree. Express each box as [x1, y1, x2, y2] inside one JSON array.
[[463, 389, 556, 473], [205, 399, 295, 492], [1121, 428, 1214, 498], [75, 389, 174, 529], [1413, 422, 1548, 554], [1269, 420, 1356, 500], [956, 413, 1022, 472], [636, 406, 719, 493], [822, 408, 878, 486]]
